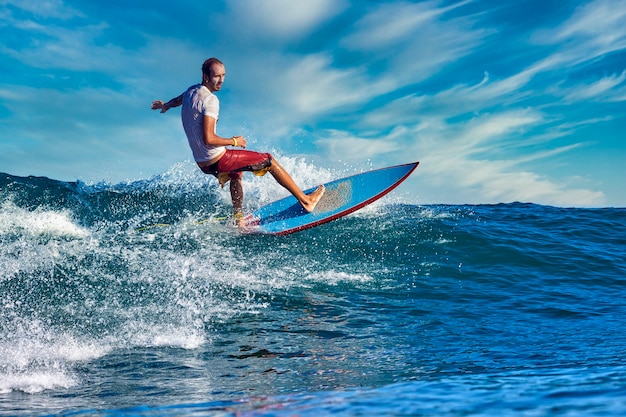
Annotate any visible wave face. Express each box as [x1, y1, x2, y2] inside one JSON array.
[[1, 162, 626, 416]]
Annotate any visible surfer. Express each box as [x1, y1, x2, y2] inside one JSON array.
[[151, 57, 324, 222]]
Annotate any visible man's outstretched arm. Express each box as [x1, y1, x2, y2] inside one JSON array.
[[151, 94, 183, 113]]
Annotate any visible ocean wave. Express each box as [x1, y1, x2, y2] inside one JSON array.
[[1, 166, 625, 415]]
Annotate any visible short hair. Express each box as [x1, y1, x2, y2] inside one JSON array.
[[202, 57, 223, 76]]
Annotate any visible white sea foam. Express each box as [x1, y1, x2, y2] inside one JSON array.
[[307, 270, 374, 285], [120, 321, 206, 350], [417, 206, 458, 220], [0, 201, 89, 239], [0, 318, 110, 394], [0, 371, 78, 394]]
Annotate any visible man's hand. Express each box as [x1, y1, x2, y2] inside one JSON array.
[[232, 135, 247, 148], [151, 100, 168, 113]]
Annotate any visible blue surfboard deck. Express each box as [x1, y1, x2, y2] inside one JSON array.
[[243, 161, 419, 235]]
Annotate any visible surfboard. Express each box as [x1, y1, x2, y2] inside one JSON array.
[[243, 161, 419, 235]]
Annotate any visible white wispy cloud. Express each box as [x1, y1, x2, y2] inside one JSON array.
[[341, 0, 488, 87], [279, 54, 378, 116], [342, 2, 447, 49], [315, 128, 405, 162], [547, 0, 626, 52], [534, 0, 626, 63], [560, 71, 626, 102], [225, 0, 348, 40], [227, 0, 490, 140], [0, 0, 83, 19]]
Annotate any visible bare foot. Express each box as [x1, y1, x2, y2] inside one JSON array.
[[301, 185, 325, 213], [233, 212, 245, 227]]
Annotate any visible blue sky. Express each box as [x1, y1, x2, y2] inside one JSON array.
[[1, 0, 625, 207]]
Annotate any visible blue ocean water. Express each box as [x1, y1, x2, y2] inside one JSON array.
[[1, 161, 626, 416]]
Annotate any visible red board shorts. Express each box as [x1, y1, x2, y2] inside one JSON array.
[[200, 150, 273, 187]]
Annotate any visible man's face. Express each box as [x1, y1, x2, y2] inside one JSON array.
[[205, 63, 225, 92]]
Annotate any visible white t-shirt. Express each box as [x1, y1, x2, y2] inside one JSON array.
[[181, 84, 225, 163]]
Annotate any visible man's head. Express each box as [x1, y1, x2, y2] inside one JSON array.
[[202, 57, 225, 92]]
